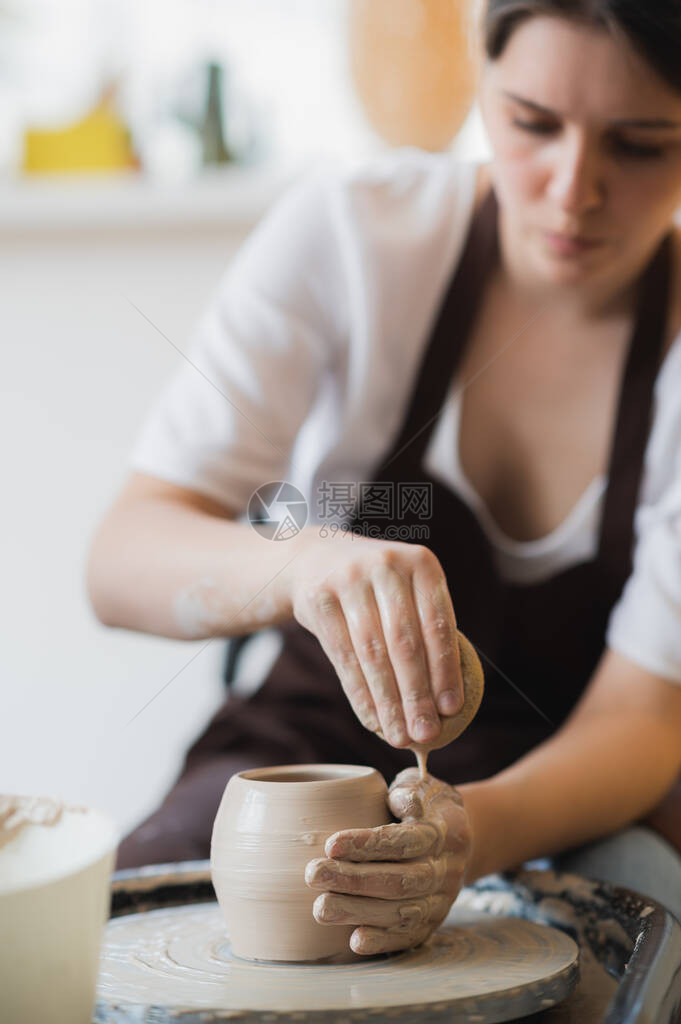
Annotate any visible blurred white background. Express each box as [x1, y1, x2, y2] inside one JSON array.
[[1, 0, 490, 839]]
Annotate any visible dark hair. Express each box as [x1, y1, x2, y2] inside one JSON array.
[[483, 1, 681, 96]]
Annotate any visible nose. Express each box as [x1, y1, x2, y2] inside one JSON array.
[[547, 132, 605, 217]]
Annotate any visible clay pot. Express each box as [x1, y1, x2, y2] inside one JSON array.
[[348, 0, 481, 151], [211, 764, 391, 961]]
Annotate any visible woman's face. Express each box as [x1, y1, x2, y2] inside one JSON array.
[[479, 15, 681, 292]]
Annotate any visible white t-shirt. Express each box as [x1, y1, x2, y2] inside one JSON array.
[[130, 148, 681, 686]]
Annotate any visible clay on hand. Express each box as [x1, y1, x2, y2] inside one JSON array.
[[305, 769, 471, 955], [375, 629, 484, 778], [290, 541, 467, 748]]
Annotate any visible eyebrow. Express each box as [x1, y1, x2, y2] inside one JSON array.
[[502, 90, 681, 130]]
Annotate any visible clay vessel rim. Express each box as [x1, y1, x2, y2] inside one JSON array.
[[235, 764, 381, 788]]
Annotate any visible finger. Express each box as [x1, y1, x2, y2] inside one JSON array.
[[351, 922, 434, 956], [370, 558, 441, 745], [411, 555, 463, 717], [306, 588, 380, 733], [388, 775, 448, 821], [325, 820, 443, 861], [314, 891, 452, 930], [305, 856, 445, 900], [340, 582, 409, 747], [389, 767, 422, 790]]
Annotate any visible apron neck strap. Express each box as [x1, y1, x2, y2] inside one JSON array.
[[597, 229, 674, 572], [380, 185, 500, 474]]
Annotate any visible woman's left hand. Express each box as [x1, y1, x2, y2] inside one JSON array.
[[305, 768, 472, 955]]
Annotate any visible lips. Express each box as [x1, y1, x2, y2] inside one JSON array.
[[544, 230, 604, 255]]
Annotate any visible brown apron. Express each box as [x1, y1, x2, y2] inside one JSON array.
[[116, 186, 678, 869]]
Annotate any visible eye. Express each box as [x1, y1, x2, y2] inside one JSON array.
[[513, 118, 664, 160], [512, 119, 557, 136], [511, 113, 668, 163], [612, 138, 664, 160]]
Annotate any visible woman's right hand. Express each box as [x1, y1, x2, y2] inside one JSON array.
[[288, 534, 464, 748]]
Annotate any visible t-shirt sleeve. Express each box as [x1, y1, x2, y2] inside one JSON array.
[[129, 169, 344, 514], [605, 444, 681, 685]]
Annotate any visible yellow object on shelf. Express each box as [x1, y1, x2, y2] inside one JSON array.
[[22, 91, 139, 175]]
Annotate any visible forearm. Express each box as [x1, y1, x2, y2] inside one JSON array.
[[459, 708, 681, 883], [87, 495, 320, 639]]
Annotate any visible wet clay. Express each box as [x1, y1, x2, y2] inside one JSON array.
[[210, 764, 391, 961], [415, 749, 429, 779], [378, 629, 485, 776], [0, 794, 85, 851], [96, 900, 579, 1020]]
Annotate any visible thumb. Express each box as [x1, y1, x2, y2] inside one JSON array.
[[388, 782, 426, 821], [389, 774, 455, 822]]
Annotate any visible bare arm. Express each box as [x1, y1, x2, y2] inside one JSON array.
[[86, 471, 465, 747], [459, 647, 681, 882], [86, 471, 321, 640]]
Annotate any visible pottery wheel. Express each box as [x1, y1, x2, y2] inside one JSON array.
[[95, 901, 579, 1023]]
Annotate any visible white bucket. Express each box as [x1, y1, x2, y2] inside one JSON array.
[[0, 795, 119, 1024]]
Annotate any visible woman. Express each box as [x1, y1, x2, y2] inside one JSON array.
[[88, 0, 681, 951]]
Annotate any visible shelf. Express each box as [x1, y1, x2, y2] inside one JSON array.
[[0, 161, 303, 232]]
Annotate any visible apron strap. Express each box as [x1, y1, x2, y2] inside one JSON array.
[[597, 230, 674, 575], [380, 186, 500, 473]]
